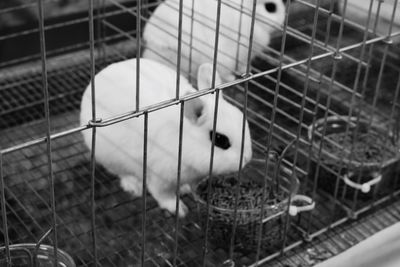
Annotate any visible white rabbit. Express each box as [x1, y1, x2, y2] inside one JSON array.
[[142, 0, 286, 83], [80, 58, 253, 217]]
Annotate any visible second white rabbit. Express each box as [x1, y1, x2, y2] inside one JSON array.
[[142, 0, 286, 83]]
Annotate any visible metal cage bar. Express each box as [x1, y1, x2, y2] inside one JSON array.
[[36, 0, 58, 266], [87, 0, 99, 265]]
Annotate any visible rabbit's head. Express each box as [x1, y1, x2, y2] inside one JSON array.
[[256, 0, 286, 26], [225, 0, 286, 57], [182, 63, 253, 177], [253, 0, 286, 42], [227, 0, 286, 32]]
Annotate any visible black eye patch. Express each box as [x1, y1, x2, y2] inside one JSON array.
[[209, 131, 231, 150], [264, 2, 277, 13]]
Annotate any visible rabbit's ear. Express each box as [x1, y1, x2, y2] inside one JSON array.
[[184, 97, 205, 124], [197, 63, 222, 90]]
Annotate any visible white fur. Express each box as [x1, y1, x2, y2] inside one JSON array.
[[80, 58, 252, 217], [142, 0, 285, 82]]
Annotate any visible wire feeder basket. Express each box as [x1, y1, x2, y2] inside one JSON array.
[[0, 244, 75, 267], [192, 151, 314, 252], [308, 116, 400, 197]]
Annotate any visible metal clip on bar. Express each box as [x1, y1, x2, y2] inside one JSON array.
[[88, 118, 103, 127]]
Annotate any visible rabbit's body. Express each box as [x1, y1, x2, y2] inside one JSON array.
[[80, 58, 252, 217], [142, 0, 285, 82]]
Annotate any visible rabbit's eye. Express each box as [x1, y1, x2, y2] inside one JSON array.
[[209, 131, 231, 150], [264, 2, 277, 13]]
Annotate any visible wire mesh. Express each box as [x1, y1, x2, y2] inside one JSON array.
[[0, 0, 400, 266]]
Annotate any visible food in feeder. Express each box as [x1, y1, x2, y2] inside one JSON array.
[[196, 176, 286, 219], [321, 131, 398, 165], [194, 173, 290, 252]]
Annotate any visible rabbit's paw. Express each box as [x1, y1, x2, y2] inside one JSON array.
[[160, 199, 188, 218], [120, 176, 143, 197]]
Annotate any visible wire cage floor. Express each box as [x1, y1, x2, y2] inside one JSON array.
[[1, 0, 400, 266]]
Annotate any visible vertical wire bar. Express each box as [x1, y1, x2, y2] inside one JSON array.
[[385, 0, 399, 41], [175, 0, 184, 99], [390, 76, 400, 195], [88, 0, 98, 265], [0, 154, 11, 266], [188, 0, 195, 84], [36, 0, 58, 265], [210, 0, 223, 87], [332, 0, 347, 55], [142, 0, 149, 17], [304, 1, 338, 235], [172, 2, 185, 263], [345, 0, 375, 120], [136, 0, 142, 111], [201, 90, 220, 267], [286, 0, 321, 242], [141, 112, 149, 267], [254, 0, 291, 263], [234, 0, 245, 73], [322, 0, 350, 220], [389, 75, 400, 140], [361, 0, 384, 91], [309, 0, 350, 226], [101, 0, 107, 60], [172, 102, 185, 267], [202, 2, 223, 266], [95, 0, 106, 62], [229, 0, 256, 260], [380, 0, 399, 130], [333, 0, 375, 214]]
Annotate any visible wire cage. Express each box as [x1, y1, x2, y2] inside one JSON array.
[[0, 0, 400, 266]]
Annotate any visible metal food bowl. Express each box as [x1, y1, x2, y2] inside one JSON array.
[[0, 243, 75, 267], [192, 154, 314, 252], [308, 116, 400, 196]]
